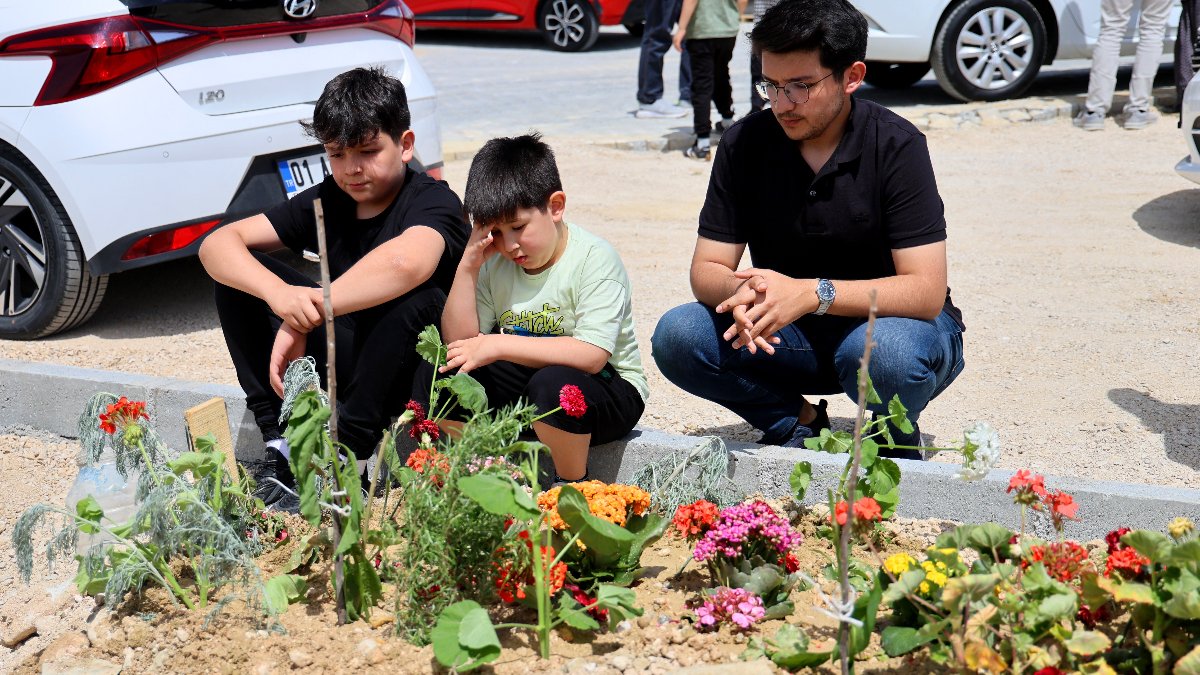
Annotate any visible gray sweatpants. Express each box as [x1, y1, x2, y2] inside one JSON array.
[[1085, 0, 1175, 114]]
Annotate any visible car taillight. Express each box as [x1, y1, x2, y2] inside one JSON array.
[[121, 219, 221, 261], [0, 0, 416, 106]]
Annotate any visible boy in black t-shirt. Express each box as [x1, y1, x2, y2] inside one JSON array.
[[199, 67, 468, 509]]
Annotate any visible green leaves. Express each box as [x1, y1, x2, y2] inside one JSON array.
[[168, 450, 222, 480], [74, 495, 104, 535], [595, 585, 642, 626], [747, 624, 832, 669], [1123, 530, 1173, 565], [789, 462, 812, 502], [881, 625, 939, 657], [432, 601, 501, 671], [284, 391, 330, 527], [887, 395, 913, 434], [446, 373, 488, 415], [457, 474, 540, 520], [556, 596, 601, 631], [263, 573, 306, 616], [1161, 567, 1200, 619], [1064, 630, 1111, 656], [556, 486, 634, 568], [416, 325, 447, 368]]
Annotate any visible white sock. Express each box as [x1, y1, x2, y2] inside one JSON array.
[[721, 116, 733, 125], [267, 438, 289, 460], [697, 137, 711, 150]]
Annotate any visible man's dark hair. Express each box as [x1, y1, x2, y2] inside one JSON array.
[[749, 0, 868, 78], [302, 66, 411, 147], [463, 133, 563, 226]]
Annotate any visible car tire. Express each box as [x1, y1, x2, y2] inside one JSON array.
[[0, 147, 107, 339], [863, 61, 931, 89], [539, 0, 600, 52], [930, 0, 1047, 102]]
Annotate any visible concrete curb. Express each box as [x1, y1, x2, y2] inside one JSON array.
[[2, 357, 1196, 540]]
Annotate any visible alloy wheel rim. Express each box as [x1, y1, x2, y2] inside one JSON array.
[[0, 174, 48, 317], [544, 0, 586, 48], [955, 7, 1033, 90]]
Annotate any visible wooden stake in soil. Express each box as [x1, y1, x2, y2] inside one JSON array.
[[314, 199, 347, 625], [838, 290, 877, 675]]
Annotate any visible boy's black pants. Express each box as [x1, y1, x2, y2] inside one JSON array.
[[215, 251, 443, 459], [687, 36, 737, 138], [425, 360, 645, 446]]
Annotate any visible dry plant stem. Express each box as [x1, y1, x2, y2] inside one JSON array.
[[839, 291, 878, 675], [315, 198, 348, 626]]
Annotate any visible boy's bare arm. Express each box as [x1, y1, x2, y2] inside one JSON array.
[[198, 214, 324, 332], [328, 225, 445, 315], [673, 0, 699, 50], [442, 334, 610, 375]]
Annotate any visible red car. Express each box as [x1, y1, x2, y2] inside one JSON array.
[[408, 0, 644, 51]]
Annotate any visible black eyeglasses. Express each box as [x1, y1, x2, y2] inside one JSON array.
[[755, 72, 834, 105]]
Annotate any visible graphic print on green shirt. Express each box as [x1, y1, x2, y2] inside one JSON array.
[[498, 303, 565, 336]]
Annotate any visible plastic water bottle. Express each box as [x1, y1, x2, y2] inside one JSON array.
[[64, 447, 140, 555]]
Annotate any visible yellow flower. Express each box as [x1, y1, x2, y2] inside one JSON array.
[[1168, 517, 1195, 540], [884, 553, 917, 577], [921, 560, 948, 590]]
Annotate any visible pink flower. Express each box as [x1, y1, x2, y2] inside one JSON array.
[[693, 587, 765, 632], [692, 500, 803, 564], [559, 385, 587, 418]]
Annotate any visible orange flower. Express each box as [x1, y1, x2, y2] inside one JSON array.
[[98, 396, 148, 435], [537, 481, 650, 529], [406, 447, 450, 487], [832, 497, 883, 526], [672, 500, 720, 539]]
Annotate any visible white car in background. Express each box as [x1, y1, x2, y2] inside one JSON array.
[[1179, 70, 1200, 184], [852, 0, 1181, 102], [0, 0, 442, 339]]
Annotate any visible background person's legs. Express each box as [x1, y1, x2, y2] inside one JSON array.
[[712, 36, 736, 122], [1126, 0, 1174, 118], [1085, 0, 1137, 116]]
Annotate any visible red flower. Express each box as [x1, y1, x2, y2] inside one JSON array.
[[1105, 527, 1132, 554], [559, 385, 587, 418], [495, 563, 527, 604], [833, 497, 882, 526], [405, 447, 450, 487], [781, 551, 800, 573], [853, 497, 882, 522], [564, 583, 609, 622], [1007, 469, 1047, 507], [672, 500, 720, 539], [409, 418, 441, 442], [1024, 541, 1090, 583], [1105, 547, 1150, 579], [1043, 490, 1079, 531], [1077, 604, 1111, 629], [405, 400, 426, 422], [98, 396, 148, 435], [1033, 668, 1065, 675], [276, 528, 288, 543]]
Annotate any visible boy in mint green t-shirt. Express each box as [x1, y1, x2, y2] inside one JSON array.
[[439, 134, 647, 483]]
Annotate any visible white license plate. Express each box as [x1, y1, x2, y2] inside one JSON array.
[[277, 152, 332, 199]]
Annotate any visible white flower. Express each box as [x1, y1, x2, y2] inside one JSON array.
[[954, 421, 1000, 481]]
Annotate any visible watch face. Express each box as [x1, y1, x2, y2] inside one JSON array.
[[817, 279, 835, 302]]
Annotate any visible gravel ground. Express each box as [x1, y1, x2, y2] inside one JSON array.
[[2, 111, 1198, 488]]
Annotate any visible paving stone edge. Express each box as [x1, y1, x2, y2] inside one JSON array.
[[2, 357, 1195, 540]]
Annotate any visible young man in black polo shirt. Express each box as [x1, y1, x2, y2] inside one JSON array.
[[652, 0, 964, 458], [199, 68, 468, 506]]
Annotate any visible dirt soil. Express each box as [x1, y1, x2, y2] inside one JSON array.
[[3, 432, 985, 675], [2, 110, 1199, 491]]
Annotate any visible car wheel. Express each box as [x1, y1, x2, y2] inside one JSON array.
[[539, 0, 599, 52], [930, 0, 1047, 102], [0, 147, 107, 339], [623, 21, 644, 37], [863, 61, 931, 89]]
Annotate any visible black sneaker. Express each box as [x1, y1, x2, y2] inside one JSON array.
[[878, 419, 923, 461], [254, 451, 300, 513], [714, 118, 735, 133], [684, 143, 710, 160], [760, 399, 831, 448]]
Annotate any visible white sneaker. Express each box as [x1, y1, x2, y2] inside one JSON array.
[[1123, 108, 1158, 130], [636, 99, 689, 119], [1073, 108, 1105, 131]]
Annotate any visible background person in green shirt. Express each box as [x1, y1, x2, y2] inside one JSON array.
[[439, 134, 648, 484], [673, 0, 749, 159]]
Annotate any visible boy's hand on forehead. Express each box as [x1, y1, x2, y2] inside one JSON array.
[[460, 224, 499, 271]]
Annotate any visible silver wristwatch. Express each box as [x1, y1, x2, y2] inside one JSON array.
[[814, 278, 836, 315]]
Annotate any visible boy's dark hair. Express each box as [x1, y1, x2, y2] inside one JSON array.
[[463, 133, 563, 226], [302, 66, 411, 147], [749, 0, 867, 79]]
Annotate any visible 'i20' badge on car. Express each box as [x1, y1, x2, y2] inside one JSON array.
[[283, 0, 318, 19]]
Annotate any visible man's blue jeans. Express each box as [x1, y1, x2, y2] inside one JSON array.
[[652, 302, 965, 447], [637, 0, 692, 105]]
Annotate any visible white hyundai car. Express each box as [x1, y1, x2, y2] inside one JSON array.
[[0, 0, 442, 339], [852, 0, 1180, 101], [1179, 70, 1200, 184]]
